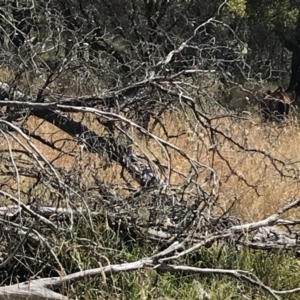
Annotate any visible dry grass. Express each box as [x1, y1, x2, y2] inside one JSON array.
[[2, 108, 300, 222], [210, 118, 300, 220], [0, 111, 299, 215], [1, 63, 299, 223], [127, 111, 300, 220], [1, 67, 300, 299]]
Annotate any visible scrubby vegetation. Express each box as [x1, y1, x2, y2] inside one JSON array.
[[1, 0, 300, 299]]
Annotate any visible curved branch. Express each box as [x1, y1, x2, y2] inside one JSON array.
[[0, 240, 299, 300], [0, 82, 164, 188]]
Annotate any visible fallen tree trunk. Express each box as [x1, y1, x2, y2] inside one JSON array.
[[0, 282, 69, 300], [0, 81, 164, 188], [1, 196, 299, 253], [0, 242, 181, 300], [0, 241, 299, 300]]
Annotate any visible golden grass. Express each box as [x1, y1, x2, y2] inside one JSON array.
[[211, 119, 300, 220], [118, 112, 300, 222], [0, 61, 299, 223], [2, 109, 300, 223]]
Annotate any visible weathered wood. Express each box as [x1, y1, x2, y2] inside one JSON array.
[[0, 284, 69, 300], [0, 242, 182, 300], [0, 240, 299, 300], [0, 81, 165, 188], [0, 200, 299, 252]]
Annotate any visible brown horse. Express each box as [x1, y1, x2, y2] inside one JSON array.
[[259, 87, 292, 122]]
